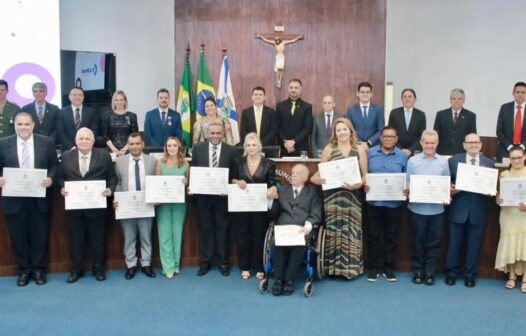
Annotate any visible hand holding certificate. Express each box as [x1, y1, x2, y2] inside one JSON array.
[[455, 163, 498, 196], [145, 175, 185, 203], [64, 180, 107, 210], [499, 178, 526, 206], [274, 225, 306, 246], [189, 167, 229, 195], [409, 175, 451, 204], [365, 173, 406, 201], [318, 157, 361, 191], [114, 191, 154, 219], [228, 183, 268, 212], [1, 168, 47, 198]]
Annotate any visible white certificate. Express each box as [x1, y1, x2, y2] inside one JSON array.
[[409, 175, 451, 204], [274, 225, 306, 246], [500, 178, 526, 206], [365, 173, 406, 201], [1, 168, 47, 198], [227, 183, 268, 212], [145, 175, 185, 203], [114, 191, 155, 220], [455, 163, 498, 196], [318, 157, 361, 191], [189, 167, 229, 195], [64, 180, 107, 210]]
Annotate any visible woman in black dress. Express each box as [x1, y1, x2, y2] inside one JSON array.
[[232, 132, 278, 280], [100, 90, 138, 156]]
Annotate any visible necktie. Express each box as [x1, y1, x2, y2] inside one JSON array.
[[75, 108, 81, 130], [453, 111, 459, 124], [212, 145, 218, 167], [326, 114, 332, 136], [405, 109, 411, 130], [38, 106, 44, 124], [21, 141, 30, 168], [80, 155, 88, 177], [161, 111, 167, 125], [134, 159, 141, 191], [362, 106, 368, 119], [255, 108, 262, 136], [291, 101, 296, 116], [470, 158, 476, 165], [514, 105, 523, 145], [294, 188, 299, 199]]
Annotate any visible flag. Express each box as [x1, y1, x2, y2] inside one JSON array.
[[195, 49, 215, 120], [217, 55, 240, 145], [176, 51, 194, 147]]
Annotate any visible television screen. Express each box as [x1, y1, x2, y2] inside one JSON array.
[[74, 51, 106, 91]]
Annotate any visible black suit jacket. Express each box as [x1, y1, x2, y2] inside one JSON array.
[[191, 141, 238, 181], [59, 147, 117, 217], [240, 105, 277, 146], [270, 184, 322, 229], [275, 98, 313, 155], [0, 134, 58, 214], [388, 107, 426, 154], [433, 108, 477, 155], [21, 101, 60, 144], [57, 105, 99, 150], [232, 156, 277, 187], [496, 101, 526, 160]]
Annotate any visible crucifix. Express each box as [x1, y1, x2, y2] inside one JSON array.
[[256, 24, 304, 88]]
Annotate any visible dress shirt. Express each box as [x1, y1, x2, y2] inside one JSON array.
[[128, 154, 146, 191], [406, 152, 450, 215], [360, 104, 370, 118], [367, 145, 408, 208], [208, 142, 222, 167], [466, 154, 480, 166], [254, 105, 263, 136], [36, 102, 47, 116], [17, 135, 35, 169], [452, 108, 462, 121], [72, 105, 83, 120], [158, 108, 169, 121], [404, 108, 413, 129], [78, 150, 92, 175]]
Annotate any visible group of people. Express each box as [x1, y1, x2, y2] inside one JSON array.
[[1, 77, 526, 296]]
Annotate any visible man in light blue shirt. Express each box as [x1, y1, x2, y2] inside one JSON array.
[[406, 129, 450, 285]]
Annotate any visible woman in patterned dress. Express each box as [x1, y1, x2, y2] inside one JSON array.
[[192, 97, 233, 145], [100, 90, 138, 156], [310, 117, 368, 279]]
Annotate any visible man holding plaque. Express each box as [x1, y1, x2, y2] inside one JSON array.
[[114, 133, 157, 279], [445, 133, 495, 287], [59, 128, 117, 283], [190, 120, 237, 276], [0, 112, 58, 286], [406, 130, 450, 285], [364, 126, 408, 282]]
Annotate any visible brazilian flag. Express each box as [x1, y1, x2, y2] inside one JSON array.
[[195, 49, 216, 119]]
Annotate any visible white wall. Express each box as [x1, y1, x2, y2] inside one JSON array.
[[386, 0, 526, 136], [60, 0, 175, 130]]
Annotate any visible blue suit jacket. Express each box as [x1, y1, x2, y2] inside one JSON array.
[[448, 153, 495, 225], [346, 103, 384, 146], [143, 108, 182, 147]]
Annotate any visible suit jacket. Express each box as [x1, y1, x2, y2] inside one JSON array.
[[346, 103, 385, 146], [275, 98, 313, 154], [433, 108, 477, 155], [57, 105, 99, 150], [115, 153, 157, 192], [21, 101, 60, 144], [388, 107, 426, 154], [270, 184, 322, 229], [144, 108, 182, 147], [240, 105, 277, 146], [448, 153, 495, 225], [59, 147, 117, 217], [0, 101, 19, 138], [496, 101, 526, 161], [0, 134, 58, 214], [232, 156, 277, 187], [311, 111, 343, 157], [191, 140, 238, 181]]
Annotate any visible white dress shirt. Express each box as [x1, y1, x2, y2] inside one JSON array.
[[128, 154, 146, 191], [78, 150, 92, 175]]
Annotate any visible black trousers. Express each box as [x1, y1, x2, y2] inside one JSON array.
[[272, 243, 305, 281], [5, 198, 49, 274], [234, 212, 269, 272], [366, 204, 401, 272], [195, 195, 230, 267], [446, 219, 486, 278], [68, 213, 107, 273], [410, 211, 444, 275]]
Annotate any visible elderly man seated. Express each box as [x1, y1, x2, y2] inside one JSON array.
[[270, 164, 321, 296]]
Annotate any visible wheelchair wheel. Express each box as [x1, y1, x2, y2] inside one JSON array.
[[262, 224, 274, 268], [304, 281, 313, 297], [259, 278, 269, 294], [316, 226, 326, 279]]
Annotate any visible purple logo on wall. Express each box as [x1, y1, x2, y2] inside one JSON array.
[[2, 62, 56, 107]]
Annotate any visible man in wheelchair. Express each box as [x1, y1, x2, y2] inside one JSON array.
[[269, 164, 322, 296]]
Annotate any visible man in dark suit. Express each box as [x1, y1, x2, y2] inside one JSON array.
[[433, 88, 477, 155], [0, 112, 58, 286], [347, 82, 385, 147], [57, 87, 99, 150], [388, 88, 426, 156], [21, 82, 60, 144], [496, 82, 526, 162], [446, 133, 495, 288], [275, 79, 313, 156], [311, 95, 343, 157], [144, 88, 182, 147], [270, 164, 321, 296], [190, 120, 237, 276], [59, 127, 117, 283], [240, 86, 276, 146]]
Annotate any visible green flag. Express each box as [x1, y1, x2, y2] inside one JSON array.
[[176, 53, 194, 147], [195, 49, 216, 120]]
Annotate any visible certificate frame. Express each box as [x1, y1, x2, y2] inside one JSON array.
[[499, 178, 526, 207], [1, 167, 47, 198], [114, 191, 155, 219], [318, 157, 361, 191], [365, 173, 406, 201], [145, 175, 185, 203], [455, 163, 498, 196], [409, 175, 451, 204], [64, 180, 107, 210], [189, 167, 229, 195], [227, 183, 268, 212]]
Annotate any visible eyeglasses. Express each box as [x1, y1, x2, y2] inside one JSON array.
[[510, 156, 524, 160], [381, 135, 397, 139], [464, 141, 481, 145]]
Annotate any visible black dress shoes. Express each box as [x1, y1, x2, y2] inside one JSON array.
[[282, 280, 294, 296], [33, 271, 47, 285], [94, 270, 106, 281], [445, 275, 456, 286], [125, 267, 137, 280], [465, 277, 476, 288], [424, 274, 435, 285], [219, 265, 230, 276], [412, 272, 423, 284], [197, 264, 211, 276], [272, 279, 284, 296], [67, 272, 83, 283], [17, 273, 30, 287], [141, 266, 156, 278]]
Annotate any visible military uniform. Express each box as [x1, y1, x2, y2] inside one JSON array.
[[0, 101, 19, 138]]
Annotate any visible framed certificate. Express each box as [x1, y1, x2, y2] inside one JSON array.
[[189, 167, 229, 195], [1, 168, 47, 198], [274, 225, 305, 246], [455, 163, 498, 196], [409, 175, 451, 204], [114, 191, 155, 219], [499, 178, 526, 207], [64, 180, 107, 210], [365, 173, 406, 201], [318, 157, 361, 191], [227, 183, 268, 212], [145, 175, 185, 203]]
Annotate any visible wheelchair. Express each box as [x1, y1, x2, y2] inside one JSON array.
[[258, 222, 327, 297]]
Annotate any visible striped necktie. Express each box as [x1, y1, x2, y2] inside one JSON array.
[[212, 145, 218, 167], [21, 141, 30, 168]]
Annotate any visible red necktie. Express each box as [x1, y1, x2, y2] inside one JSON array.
[[513, 105, 522, 145]]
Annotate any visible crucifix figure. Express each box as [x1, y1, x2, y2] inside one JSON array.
[[256, 25, 304, 88]]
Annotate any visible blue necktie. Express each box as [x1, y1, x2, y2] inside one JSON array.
[[134, 159, 141, 191], [362, 106, 368, 119], [161, 111, 167, 125]]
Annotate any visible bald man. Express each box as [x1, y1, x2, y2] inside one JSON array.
[[311, 95, 343, 158]]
